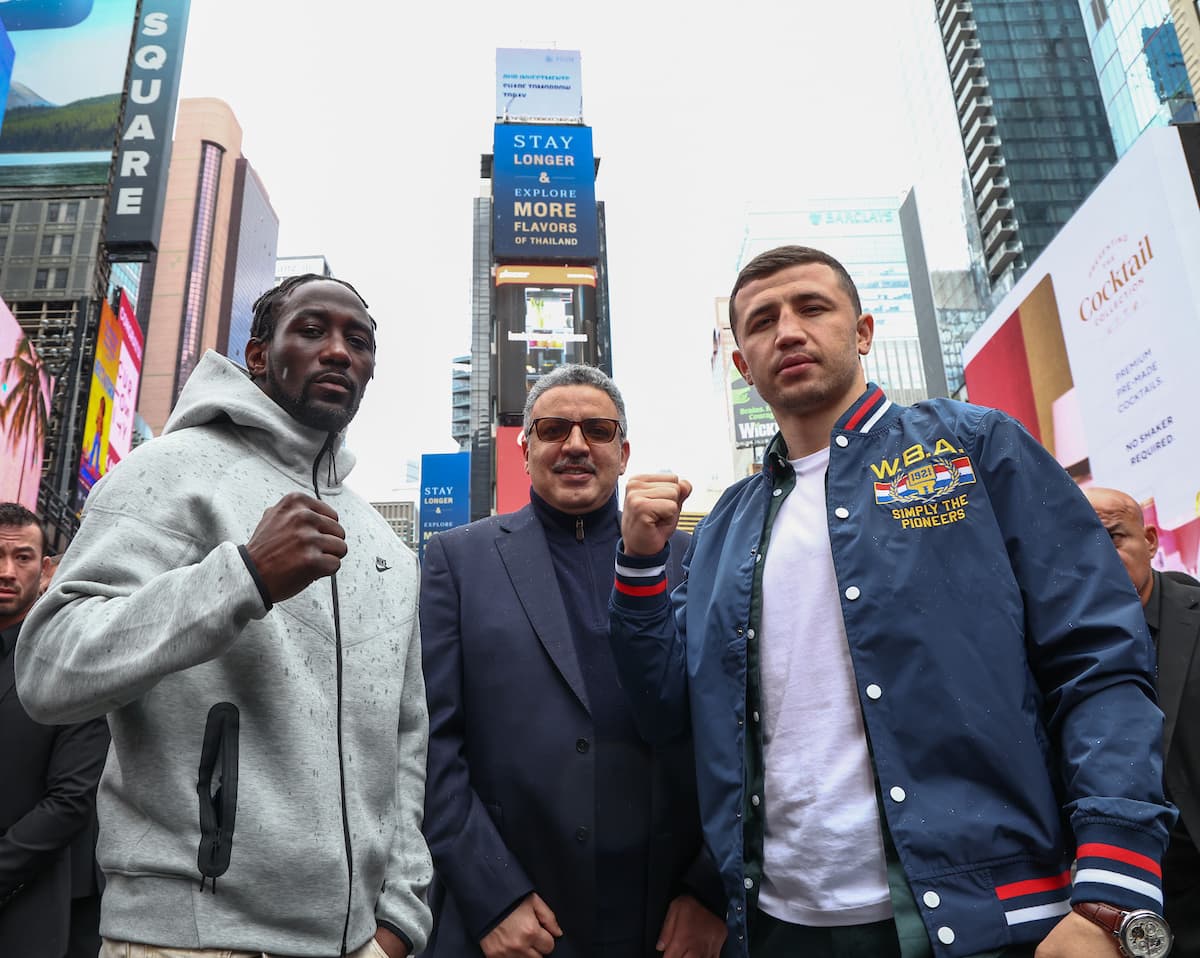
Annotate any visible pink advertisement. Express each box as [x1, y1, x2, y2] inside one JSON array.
[[964, 126, 1200, 575], [0, 299, 53, 509]]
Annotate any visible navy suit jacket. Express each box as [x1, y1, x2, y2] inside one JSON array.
[[1, 627, 109, 958], [420, 504, 717, 957], [1155, 572, 1200, 845]]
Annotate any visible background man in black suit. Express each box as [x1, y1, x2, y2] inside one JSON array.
[[420, 364, 726, 958], [1086, 486, 1200, 954], [0, 502, 109, 958]]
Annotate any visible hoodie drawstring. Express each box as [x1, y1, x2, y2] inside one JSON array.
[[312, 434, 354, 958]]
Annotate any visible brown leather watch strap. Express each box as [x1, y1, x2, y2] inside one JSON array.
[[1073, 901, 1126, 936]]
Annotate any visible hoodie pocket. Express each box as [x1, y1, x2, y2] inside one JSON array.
[[196, 701, 240, 890]]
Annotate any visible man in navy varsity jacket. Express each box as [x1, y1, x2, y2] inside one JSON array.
[[609, 246, 1175, 958]]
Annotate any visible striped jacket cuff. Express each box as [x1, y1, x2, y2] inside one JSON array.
[[1070, 824, 1164, 913], [613, 541, 671, 610]]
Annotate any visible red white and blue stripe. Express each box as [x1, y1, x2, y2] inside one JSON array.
[[841, 385, 892, 435], [995, 870, 1073, 927], [614, 550, 669, 601]]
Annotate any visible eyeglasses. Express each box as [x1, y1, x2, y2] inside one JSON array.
[[528, 417, 623, 443]]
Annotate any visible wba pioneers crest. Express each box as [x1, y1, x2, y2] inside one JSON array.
[[873, 455, 976, 506]]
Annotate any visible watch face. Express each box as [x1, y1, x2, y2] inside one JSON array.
[[1120, 911, 1172, 958]]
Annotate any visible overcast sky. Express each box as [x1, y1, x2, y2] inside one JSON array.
[[176, 0, 970, 507]]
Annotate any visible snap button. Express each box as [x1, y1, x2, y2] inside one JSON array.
[[751, 794, 760, 806], [835, 507, 850, 519], [576, 738, 589, 753], [752, 711, 760, 722], [747, 628, 755, 639], [772, 488, 782, 497], [744, 877, 754, 889], [835, 435, 849, 447], [890, 786, 907, 803], [937, 927, 955, 945], [866, 684, 882, 700], [923, 891, 941, 909], [845, 586, 861, 601], [575, 826, 589, 843]]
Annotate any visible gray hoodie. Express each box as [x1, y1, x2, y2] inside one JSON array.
[[16, 351, 432, 954]]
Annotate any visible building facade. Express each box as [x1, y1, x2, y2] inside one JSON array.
[[137, 98, 278, 435], [370, 498, 418, 554], [1079, 0, 1197, 155], [936, 0, 1118, 290], [450, 353, 470, 451]]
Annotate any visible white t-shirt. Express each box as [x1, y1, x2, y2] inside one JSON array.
[[756, 446, 892, 926]]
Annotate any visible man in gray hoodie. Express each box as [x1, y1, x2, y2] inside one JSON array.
[[16, 275, 432, 957]]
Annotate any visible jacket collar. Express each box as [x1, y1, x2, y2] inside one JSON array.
[[761, 383, 892, 480]]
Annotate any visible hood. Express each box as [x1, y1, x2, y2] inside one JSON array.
[[163, 350, 356, 490]]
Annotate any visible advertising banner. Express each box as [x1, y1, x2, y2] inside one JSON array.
[[494, 265, 598, 416], [729, 366, 778, 448], [964, 126, 1200, 573], [107, 0, 191, 258], [495, 425, 530, 515], [495, 48, 582, 122], [419, 452, 470, 561], [0, 0, 139, 179], [492, 123, 598, 263], [0, 298, 52, 508], [79, 291, 144, 493]]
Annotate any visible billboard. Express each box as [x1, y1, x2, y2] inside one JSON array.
[[0, 298, 52, 508], [79, 290, 144, 493], [495, 425, 530, 515], [494, 265, 598, 417], [419, 452, 470, 561], [106, 0, 191, 258], [492, 123, 598, 263], [495, 48, 583, 122], [964, 125, 1200, 573], [0, 0, 139, 180], [729, 366, 778, 448]]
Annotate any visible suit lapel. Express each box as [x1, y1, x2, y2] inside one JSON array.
[[496, 506, 591, 714], [1155, 575, 1200, 762], [0, 647, 17, 708]]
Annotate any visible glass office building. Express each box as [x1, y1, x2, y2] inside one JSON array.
[[1078, 0, 1197, 155], [738, 199, 928, 402], [937, 0, 1117, 288]]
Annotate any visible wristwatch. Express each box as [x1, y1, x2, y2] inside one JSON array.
[[1073, 902, 1173, 957]]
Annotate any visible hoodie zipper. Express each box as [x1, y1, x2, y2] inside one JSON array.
[[312, 437, 354, 958]]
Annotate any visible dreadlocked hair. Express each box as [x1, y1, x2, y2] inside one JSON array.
[[249, 274, 376, 344]]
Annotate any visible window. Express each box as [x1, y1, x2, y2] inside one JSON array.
[[34, 266, 68, 289], [0, 203, 12, 225], [40, 234, 74, 256], [46, 200, 81, 224]]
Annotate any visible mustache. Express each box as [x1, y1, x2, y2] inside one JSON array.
[[552, 457, 596, 475], [305, 372, 357, 396]]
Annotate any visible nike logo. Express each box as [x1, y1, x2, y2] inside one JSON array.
[[375, 557, 392, 572]]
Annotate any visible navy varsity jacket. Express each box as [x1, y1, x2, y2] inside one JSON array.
[[609, 385, 1174, 957]]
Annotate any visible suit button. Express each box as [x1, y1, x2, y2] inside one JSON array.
[[575, 826, 589, 843], [576, 738, 589, 753]]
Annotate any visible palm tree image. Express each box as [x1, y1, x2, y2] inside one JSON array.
[[1, 332, 51, 504]]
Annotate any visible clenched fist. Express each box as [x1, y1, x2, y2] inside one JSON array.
[[244, 492, 348, 603], [621, 474, 693, 557]]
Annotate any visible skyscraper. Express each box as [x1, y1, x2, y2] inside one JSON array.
[[936, 0, 1117, 291], [1078, 0, 1197, 156], [136, 98, 278, 434]]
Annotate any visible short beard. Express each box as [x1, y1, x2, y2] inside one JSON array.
[[265, 364, 361, 434]]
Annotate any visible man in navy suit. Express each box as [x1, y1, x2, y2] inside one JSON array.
[[1086, 486, 1200, 955], [0, 502, 109, 958], [420, 364, 726, 958]]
